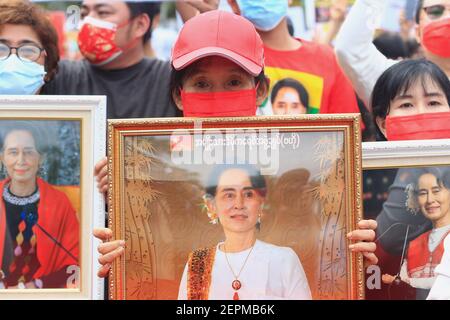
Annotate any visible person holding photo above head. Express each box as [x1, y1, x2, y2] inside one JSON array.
[[335, 0, 450, 109], [178, 164, 311, 300], [0, 0, 59, 95], [382, 168, 450, 300], [94, 10, 378, 282], [0, 125, 79, 289]]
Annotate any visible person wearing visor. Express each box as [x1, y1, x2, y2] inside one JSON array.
[[335, 0, 450, 110], [178, 0, 361, 117], [168, 9, 269, 117], [0, 0, 59, 95], [41, 0, 180, 120], [94, 11, 378, 288]]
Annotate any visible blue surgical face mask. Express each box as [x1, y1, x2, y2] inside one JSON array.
[[236, 0, 288, 32], [0, 54, 46, 95]]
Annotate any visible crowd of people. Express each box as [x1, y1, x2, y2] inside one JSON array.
[[0, 0, 449, 300]]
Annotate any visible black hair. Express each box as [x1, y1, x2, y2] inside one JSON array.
[[371, 59, 450, 121], [286, 15, 294, 36], [373, 32, 408, 60], [205, 164, 266, 198], [405, 38, 421, 58], [270, 78, 309, 109], [125, 1, 161, 43], [169, 65, 268, 107], [415, 0, 424, 24]]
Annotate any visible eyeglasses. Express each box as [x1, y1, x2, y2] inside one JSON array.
[[0, 42, 45, 62], [423, 4, 450, 20]]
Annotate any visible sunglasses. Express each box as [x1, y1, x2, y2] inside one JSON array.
[[423, 4, 450, 20]]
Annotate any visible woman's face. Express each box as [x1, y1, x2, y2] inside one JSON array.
[[173, 56, 268, 110], [1, 130, 41, 185], [417, 173, 450, 224], [182, 56, 255, 93], [376, 79, 450, 136], [212, 168, 264, 234], [416, 0, 450, 57], [272, 87, 307, 115], [0, 24, 46, 66]]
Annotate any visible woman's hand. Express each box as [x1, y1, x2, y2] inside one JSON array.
[[94, 157, 108, 195], [347, 219, 378, 265], [94, 228, 125, 278]]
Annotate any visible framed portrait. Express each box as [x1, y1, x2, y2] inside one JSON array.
[[0, 96, 106, 299], [362, 139, 450, 300], [108, 115, 364, 300]]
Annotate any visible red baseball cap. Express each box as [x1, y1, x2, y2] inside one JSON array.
[[172, 10, 264, 76]]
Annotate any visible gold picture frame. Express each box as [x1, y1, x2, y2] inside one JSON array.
[[108, 115, 364, 300], [0, 96, 106, 300]]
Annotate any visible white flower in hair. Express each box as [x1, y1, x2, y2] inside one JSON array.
[[405, 183, 419, 215]]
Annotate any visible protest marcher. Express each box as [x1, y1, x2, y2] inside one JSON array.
[[0, 0, 59, 95], [367, 59, 450, 299], [177, 0, 361, 117], [41, 0, 180, 119], [371, 59, 450, 141], [93, 11, 378, 281]]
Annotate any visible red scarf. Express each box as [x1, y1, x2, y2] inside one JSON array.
[[407, 229, 450, 278], [0, 178, 79, 280]]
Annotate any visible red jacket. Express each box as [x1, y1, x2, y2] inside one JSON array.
[[0, 178, 79, 279], [407, 229, 450, 278]]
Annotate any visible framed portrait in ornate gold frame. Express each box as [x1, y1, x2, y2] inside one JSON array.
[[362, 139, 450, 300], [0, 96, 106, 300], [108, 115, 364, 300]]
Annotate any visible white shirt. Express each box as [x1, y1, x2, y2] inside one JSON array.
[[334, 0, 397, 108], [178, 240, 312, 300], [429, 225, 450, 252], [427, 234, 450, 300]]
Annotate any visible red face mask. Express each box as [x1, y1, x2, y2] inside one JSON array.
[[386, 112, 450, 141], [77, 16, 128, 66], [180, 88, 258, 117], [422, 17, 450, 58]]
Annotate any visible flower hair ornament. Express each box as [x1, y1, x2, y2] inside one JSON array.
[[405, 183, 420, 215], [202, 194, 219, 224]]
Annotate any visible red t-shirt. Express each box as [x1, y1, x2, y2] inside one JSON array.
[[262, 39, 360, 116]]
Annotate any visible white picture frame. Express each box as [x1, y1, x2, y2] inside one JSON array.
[[362, 139, 450, 300], [0, 96, 106, 300], [363, 139, 450, 169]]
